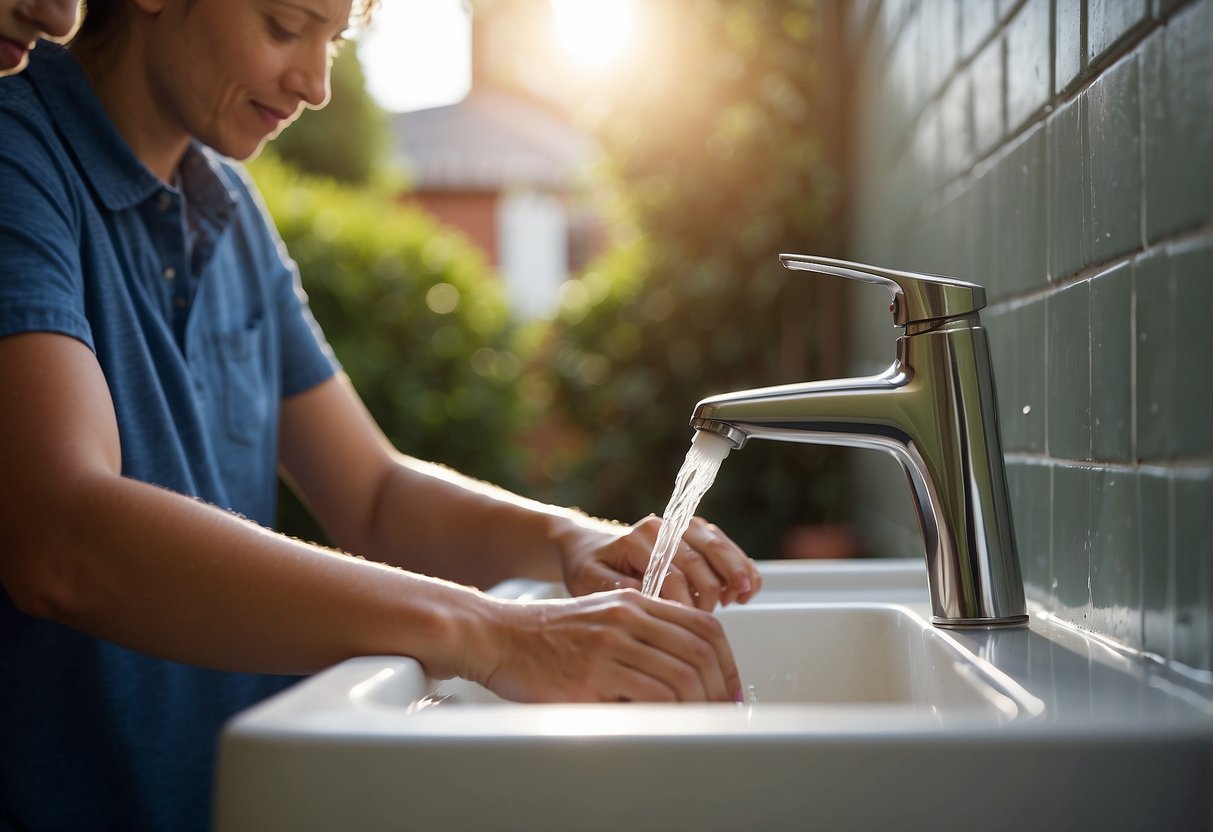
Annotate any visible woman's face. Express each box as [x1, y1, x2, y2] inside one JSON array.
[[145, 0, 353, 160], [0, 0, 77, 75]]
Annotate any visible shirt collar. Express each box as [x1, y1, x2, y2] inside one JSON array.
[[26, 43, 239, 231]]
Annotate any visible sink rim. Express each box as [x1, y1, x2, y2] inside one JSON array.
[[227, 600, 1053, 743]]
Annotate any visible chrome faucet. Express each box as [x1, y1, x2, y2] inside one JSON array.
[[692, 254, 1028, 628]]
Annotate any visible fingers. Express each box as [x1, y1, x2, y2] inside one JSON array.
[[589, 592, 737, 702], [486, 591, 740, 703], [560, 514, 762, 611], [664, 519, 756, 608], [657, 549, 718, 611], [634, 591, 740, 701]]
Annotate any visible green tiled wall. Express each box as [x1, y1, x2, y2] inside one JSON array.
[[844, 0, 1213, 673]]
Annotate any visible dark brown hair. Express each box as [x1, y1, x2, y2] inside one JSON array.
[[74, 0, 379, 49]]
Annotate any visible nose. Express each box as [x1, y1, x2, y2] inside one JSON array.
[[285, 43, 332, 110], [20, 0, 78, 39]]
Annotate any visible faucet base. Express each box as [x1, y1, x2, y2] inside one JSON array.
[[932, 614, 1030, 630]]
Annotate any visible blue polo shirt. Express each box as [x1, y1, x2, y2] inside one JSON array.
[[0, 46, 340, 830]]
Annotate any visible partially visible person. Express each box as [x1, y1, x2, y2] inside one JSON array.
[[0, 0, 762, 829], [0, 0, 76, 75]]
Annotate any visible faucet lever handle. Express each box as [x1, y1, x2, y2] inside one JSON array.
[[779, 253, 986, 327]]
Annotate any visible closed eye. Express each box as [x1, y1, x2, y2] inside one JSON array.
[[266, 16, 300, 42]]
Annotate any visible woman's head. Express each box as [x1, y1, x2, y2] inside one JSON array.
[[0, 0, 78, 75], [71, 0, 377, 167]]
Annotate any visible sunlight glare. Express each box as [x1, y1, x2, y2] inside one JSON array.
[[357, 0, 471, 113], [550, 0, 637, 69]]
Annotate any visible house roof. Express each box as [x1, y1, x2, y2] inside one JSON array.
[[390, 88, 598, 192]]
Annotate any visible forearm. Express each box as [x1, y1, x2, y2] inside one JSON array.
[[358, 454, 620, 589], [13, 471, 494, 679]]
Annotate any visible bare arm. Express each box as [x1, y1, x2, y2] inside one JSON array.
[[0, 333, 740, 700], [277, 372, 575, 588], [280, 374, 762, 605], [0, 332, 492, 676]]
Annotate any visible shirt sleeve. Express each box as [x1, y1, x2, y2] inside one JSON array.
[[223, 161, 341, 399], [0, 91, 94, 351]]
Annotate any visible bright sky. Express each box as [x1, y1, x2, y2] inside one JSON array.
[[357, 0, 473, 114], [358, 0, 636, 114]]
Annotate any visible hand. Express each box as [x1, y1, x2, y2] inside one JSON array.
[[556, 515, 762, 611], [476, 589, 742, 703]]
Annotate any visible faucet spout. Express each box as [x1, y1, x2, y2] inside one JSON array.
[[693, 255, 1028, 629]]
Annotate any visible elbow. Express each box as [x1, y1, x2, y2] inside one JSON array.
[[0, 536, 96, 625]]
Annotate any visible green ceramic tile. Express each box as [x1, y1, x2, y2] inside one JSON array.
[[1018, 301, 1048, 456], [961, 0, 999, 59], [1172, 471, 1213, 671], [985, 307, 1019, 442], [1134, 248, 1173, 460], [1087, 55, 1142, 265], [973, 167, 1000, 291], [1138, 470, 1172, 658], [952, 186, 979, 282], [927, 0, 959, 98], [1087, 0, 1150, 68], [1006, 0, 1052, 131], [1143, 4, 1213, 242], [1135, 239, 1213, 460], [1090, 469, 1142, 648], [1090, 262, 1132, 461], [1009, 461, 1052, 601], [1055, 0, 1084, 94], [940, 74, 972, 179], [986, 303, 1047, 456], [997, 126, 1048, 299], [1048, 281, 1092, 459], [1155, 0, 1189, 16], [972, 38, 1005, 157], [1167, 238, 1213, 456], [1052, 464, 1094, 620], [1047, 96, 1090, 281]]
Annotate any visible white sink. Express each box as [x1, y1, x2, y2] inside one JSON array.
[[431, 603, 1034, 719], [215, 560, 1213, 832]]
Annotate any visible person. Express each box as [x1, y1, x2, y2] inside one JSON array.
[[0, 0, 764, 828], [0, 0, 76, 75]]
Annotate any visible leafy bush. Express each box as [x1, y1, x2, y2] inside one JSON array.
[[248, 153, 529, 542]]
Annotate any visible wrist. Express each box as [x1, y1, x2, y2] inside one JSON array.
[[546, 510, 623, 555], [419, 584, 510, 687]]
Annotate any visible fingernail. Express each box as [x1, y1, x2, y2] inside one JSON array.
[[733, 688, 744, 703], [736, 576, 752, 595]]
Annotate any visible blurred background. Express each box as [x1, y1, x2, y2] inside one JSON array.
[[259, 0, 858, 562], [258, 0, 1213, 688]]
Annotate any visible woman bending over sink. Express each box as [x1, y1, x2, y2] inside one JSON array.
[[0, 0, 763, 829]]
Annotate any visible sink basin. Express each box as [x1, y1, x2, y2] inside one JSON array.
[[215, 559, 1213, 832], [432, 603, 1033, 719]]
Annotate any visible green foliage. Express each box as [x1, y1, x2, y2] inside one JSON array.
[[522, 0, 850, 558], [248, 153, 528, 542], [268, 45, 390, 186]]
